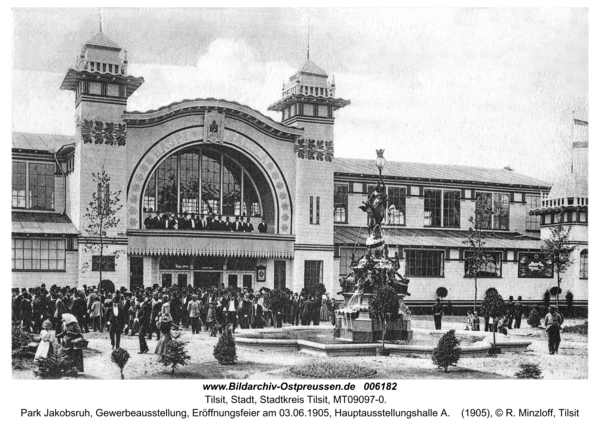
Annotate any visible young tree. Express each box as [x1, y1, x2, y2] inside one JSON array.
[[369, 285, 399, 353], [541, 209, 576, 309], [464, 193, 495, 311], [481, 287, 506, 349], [82, 168, 123, 328]]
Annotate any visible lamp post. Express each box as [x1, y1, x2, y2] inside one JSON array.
[[375, 149, 386, 177]]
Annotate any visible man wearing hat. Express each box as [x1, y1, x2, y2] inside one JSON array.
[[432, 298, 444, 330], [258, 217, 268, 233], [544, 305, 564, 355], [513, 296, 524, 329]]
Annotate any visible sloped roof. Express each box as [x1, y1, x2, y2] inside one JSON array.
[[12, 212, 79, 235], [12, 132, 76, 153], [298, 58, 328, 76], [86, 32, 121, 50], [334, 157, 551, 189], [335, 226, 542, 250]]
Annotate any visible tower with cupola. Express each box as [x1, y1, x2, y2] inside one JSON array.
[[60, 28, 144, 288], [268, 53, 350, 294]]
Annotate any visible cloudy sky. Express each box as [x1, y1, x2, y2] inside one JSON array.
[[12, 8, 588, 182]]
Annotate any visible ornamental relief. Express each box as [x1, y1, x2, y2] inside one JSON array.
[[80, 119, 127, 146], [295, 139, 334, 162], [127, 127, 292, 234]]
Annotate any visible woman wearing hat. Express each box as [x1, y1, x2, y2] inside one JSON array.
[[154, 314, 180, 360], [56, 313, 85, 372]]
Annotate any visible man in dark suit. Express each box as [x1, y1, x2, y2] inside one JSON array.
[[224, 216, 233, 231], [53, 292, 67, 333], [243, 217, 254, 232], [207, 213, 215, 230], [214, 215, 224, 231], [198, 214, 207, 230], [144, 213, 156, 229], [71, 291, 88, 333], [250, 296, 264, 329], [290, 293, 300, 326], [149, 293, 162, 340], [109, 294, 127, 349], [432, 298, 444, 330], [137, 295, 151, 354], [258, 218, 268, 233], [234, 216, 244, 232]]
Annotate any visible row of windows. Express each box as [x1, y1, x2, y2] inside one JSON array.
[[333, 185, 542, 231], [143, 148, 262, 217], [338, 248, 588, 279], [282, 103, 334, 121], [12, 238, 66, 271], [12, 161, 55, 210], [541, 210, 588, 225]]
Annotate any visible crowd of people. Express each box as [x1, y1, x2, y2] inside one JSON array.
[[143, 212, 268, 233], [13, 283, 335, 360]]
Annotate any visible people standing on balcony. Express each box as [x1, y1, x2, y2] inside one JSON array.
[[234, 216, 244, 232], [244, 217, 254, 232], [224, 216, 233, 231], [144, 212, 156, 229], [199, 214, 207, 230], [258, 217, 268, 233]]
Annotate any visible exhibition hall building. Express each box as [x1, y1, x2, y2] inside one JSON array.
[[12, 30, 588, 309]]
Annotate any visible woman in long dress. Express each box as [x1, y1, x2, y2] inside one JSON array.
[[56, 314, 85, 372], [34, 320, 56, 361], [155, 315, 180, 360], [320, 294, 329, 321]]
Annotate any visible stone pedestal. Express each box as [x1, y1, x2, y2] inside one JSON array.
[[334, 293, 413, 343]]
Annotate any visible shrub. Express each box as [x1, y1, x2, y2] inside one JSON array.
[[549, 286, 562, 297], [527, 308, 541, 328], [213, 330, 237, 365], [35, 353, 78, 379], [432, 329, 461, 372], [515, 363, 543, 379], [161, 340, 191, 376], [111, 347, 131, 379], [290, 360, 377, 379], [12, 322, 31, 354], [436, 287, 448, 299], [370, 285, 400, 350], [562, 321, 588, 335], [543, 290, 551, 307], [99, 279, 116, 294]]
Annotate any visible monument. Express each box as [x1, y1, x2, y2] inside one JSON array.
[[335, 150, 413, 343]]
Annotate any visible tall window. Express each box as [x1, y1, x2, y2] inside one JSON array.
[[310, 196, 320, 224], [526, 194, 541, 231], [334, 184, 348, 223], [424, 189, 460, 227], [368, 185, 406, 225], [274, 260, 286, 289], [144, 148, 263, 217], [388, 186, 406, 225], [29, 163, 55, 209], [580, 249, 588, 279], [12, 238, 66, 271], [304, 260, 323, 293], [405, 250, 444, 277], [476, 192, 510, 230], [12, 161, 26, 208], [464, 251, 502, 278]]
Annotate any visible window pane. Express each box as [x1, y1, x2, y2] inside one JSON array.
[[424, 189, 442, 227], [493, 193, 510, 230], [180, 150, 199, 213], [443, 190, 461, 227], [12, 161, 27, 208], [465, 251, 503, 277], [222, 156, 241, 216], [580, 249, 588, 279], [405, 250, 444, 277], [387, 187, 406, 225], [243, 172, 261, 217], [144, 172, 156, 212], [334, 184, 348, 223], [475, 192, 493, 229], [29, 163, 55, 209], [201, 150, 221, 214], [304, 260, 323, 293], [526, 195, 541, 230], [157, 154, 178, 213]]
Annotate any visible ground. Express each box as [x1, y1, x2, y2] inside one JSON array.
[[12, 316, 587, 380]]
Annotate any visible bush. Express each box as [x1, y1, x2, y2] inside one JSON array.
[[370, 285, 400, 349], [432, 329, 461, 372], [515, 363, 543, 379], [99, 279, 115, 294], [436, 287, 448, 299], [35, 353, 78, 379], [543, 290, 551, 307], [562, 321, 588, 335], [111, 348, 131, 379], [290, 360, 377, 379], [549, 286, 562, 297], [527, 308, 541, 328], [213, 330, 237, 365], [161, 340, 191, 376]]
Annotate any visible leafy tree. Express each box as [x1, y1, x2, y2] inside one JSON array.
[[435, 287, 448, 299], [481, 287, 506, 348], [213, 330, 238, 365], [432, 329, 461, 372], [111, 347, 130, 379], [161, 340, 191, 376], [464, 193, 495, 311], [82, 168, 123, 328], [369, 285, 399, 351], [541, 210, 576, 309]]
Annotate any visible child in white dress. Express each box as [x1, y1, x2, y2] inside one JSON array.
[[34, 320, 56, 361]]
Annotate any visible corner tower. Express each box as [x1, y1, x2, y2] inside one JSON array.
[[268, 56, 350, 294], [60, 29, 144, 288]]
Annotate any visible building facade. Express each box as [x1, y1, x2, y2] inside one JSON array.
[[12, 30, 588, 309]]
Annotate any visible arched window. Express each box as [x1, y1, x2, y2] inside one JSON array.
[[143, 147, 262, 218], [580, 249, 588, 279]]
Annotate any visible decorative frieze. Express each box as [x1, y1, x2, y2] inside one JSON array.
[[80, 119, 126, 146], [295, 139, 334, 162]]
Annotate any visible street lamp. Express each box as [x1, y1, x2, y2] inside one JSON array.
[[375, 149, 386, 176]]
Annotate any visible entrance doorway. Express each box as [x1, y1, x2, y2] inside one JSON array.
[[194, 272, 221, 289], [130, 257, 143, 290]]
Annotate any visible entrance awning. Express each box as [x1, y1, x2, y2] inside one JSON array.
[[128, 230, 295, 259]]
